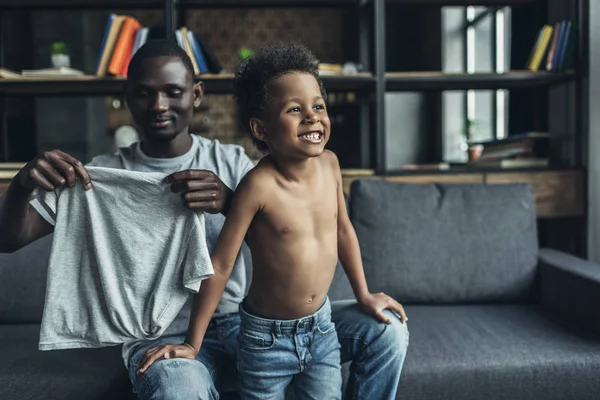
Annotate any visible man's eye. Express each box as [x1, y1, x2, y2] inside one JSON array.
[[135, 90, 150, 97], [168, 90, 183, 97]]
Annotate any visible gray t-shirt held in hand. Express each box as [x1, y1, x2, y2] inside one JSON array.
[[30, 135, 254, 363], [32, 166, 214, 350]]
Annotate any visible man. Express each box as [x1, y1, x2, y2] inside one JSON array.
[[0, 40, 409, 399]]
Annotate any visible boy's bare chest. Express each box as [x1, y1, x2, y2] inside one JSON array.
[[260, 184, 338, 237]]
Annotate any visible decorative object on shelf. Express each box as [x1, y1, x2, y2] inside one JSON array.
[[239, 47, 254, 62], [51, 41, 71, 68]]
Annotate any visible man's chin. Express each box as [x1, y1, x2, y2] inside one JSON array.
[[144, 129, 180, 142]]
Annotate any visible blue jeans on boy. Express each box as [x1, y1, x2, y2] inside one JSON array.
[[237, 298, 342, 399], [127, 300, 409, 399]]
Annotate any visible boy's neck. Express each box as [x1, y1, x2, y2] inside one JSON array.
[[140, 131, 193, 158], [270, 153, 317, 182]]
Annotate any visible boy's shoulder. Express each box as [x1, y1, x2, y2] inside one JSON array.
[[319, 150, 341, 174], [237, 157, 275, 188]]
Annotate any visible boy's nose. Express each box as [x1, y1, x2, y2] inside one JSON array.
[[304, 114, 320, 124]]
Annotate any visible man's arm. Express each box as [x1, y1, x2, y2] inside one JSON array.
[[0, 150, 91, 253], [137, 169, 265, 373], [331, 152, 407, 324], [0, 183, 53, 253]]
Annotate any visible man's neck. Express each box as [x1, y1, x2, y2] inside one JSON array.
[[140, 132, 193, 158]]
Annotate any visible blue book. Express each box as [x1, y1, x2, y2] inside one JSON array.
[[556, 21, 572, 71], [95, 13, 115, 74], [186, 30, 209, 74]]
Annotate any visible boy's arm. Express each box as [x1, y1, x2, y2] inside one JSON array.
[[137, 171, 264, 373], [331, 152, 407, 324]]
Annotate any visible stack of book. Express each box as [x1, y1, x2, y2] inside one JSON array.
[[467, 132, 551, 168], [95, 14, 222, 77], [526, 21, 576, 72]]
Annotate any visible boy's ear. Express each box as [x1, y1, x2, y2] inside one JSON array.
[[249, 117, 268, 142], [193, 81, 204, 108]]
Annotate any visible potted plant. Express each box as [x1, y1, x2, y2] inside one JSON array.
[[51, 41, 70, 68]]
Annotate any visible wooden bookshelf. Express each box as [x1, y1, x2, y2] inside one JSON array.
[[385, 70, 577, 91], [179, 0, 365, 7], [2, 71, 571, 96], [0, 73, 375, 96], [386, 0, 541, 4], [0, 0, 164, 9]]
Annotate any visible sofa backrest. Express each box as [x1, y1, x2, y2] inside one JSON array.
[[0, 234, 53, 323], [348, 180, 539, 304]]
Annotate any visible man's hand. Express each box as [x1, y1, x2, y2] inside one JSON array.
[[164, 170, 233, 215], [358, 292, 408, 324], [16, 150, 92, 192], [137, 342, 197, 374]]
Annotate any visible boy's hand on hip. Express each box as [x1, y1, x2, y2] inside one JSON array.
[[164, 170, 232, 215], [358, 292, 408, 324], [137, 342, 197, 374]]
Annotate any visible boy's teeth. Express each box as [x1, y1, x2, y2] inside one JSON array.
[[302, 133, 320, 139]]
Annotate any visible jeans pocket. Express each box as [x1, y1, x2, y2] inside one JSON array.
[[239, 330, 277, 353], [316, 320, 336, 335]]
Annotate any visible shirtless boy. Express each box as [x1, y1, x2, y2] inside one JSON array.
[[138, 42, 407, 399]]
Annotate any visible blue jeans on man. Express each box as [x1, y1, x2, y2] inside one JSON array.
[[128, 300, 409, 399]]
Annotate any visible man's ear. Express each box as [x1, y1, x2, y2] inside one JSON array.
[[124, 82, 132, 107], [249, 117, 268, 143], [193, 81, 204, 108]]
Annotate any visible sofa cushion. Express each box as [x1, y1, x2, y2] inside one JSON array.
[[0, 324, 134, 400], [350, 180, 539, 304], [0, 235, 53, 323], [399, 305, 600, 400]]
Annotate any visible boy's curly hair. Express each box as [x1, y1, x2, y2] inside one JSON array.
[[234, 42, 328, 152]]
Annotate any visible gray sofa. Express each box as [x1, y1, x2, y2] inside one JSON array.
[[2, 180, 600, 399]]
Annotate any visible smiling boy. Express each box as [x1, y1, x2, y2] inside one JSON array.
[[138, 42, 408, 399]]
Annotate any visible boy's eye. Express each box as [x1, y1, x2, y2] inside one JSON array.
[[287, 106, 300, 113], [314, 104, 325, 110]]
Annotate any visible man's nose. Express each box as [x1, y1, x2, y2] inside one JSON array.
[[151, 93, 169, 112]]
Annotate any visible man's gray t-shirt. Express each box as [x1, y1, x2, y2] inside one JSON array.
[[33, 166, 214, 350], [31, 135, 254, 363]]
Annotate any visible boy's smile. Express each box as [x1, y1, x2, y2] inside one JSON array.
[[255, 72, 330, 158]]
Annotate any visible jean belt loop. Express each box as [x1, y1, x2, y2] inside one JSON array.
[[274, 321, 281, 337]]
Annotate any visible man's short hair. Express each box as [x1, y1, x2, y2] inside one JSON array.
[[127, 39, 198, 83], [234, 42, 327, 152]]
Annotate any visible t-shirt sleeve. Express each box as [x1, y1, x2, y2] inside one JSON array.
[[29, 189, 59, 226], [234, 149, 255, 188], [182, 214, 215, 293]]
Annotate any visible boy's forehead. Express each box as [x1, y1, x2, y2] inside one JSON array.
[[270, 72, 321, 100]]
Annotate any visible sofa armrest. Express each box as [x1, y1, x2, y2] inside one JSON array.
[[539, 248, 600, 335]]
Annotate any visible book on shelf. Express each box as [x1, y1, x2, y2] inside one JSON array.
[[0, 67, 88, 79], [398, 163, 450, 171], [467, 158, 549, 169], [468, 132, 552, 166], [527, 20, 576, 72], [95, 14, 223, 78]]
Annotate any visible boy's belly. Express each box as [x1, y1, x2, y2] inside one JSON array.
[[246, 238, 339, 320]]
